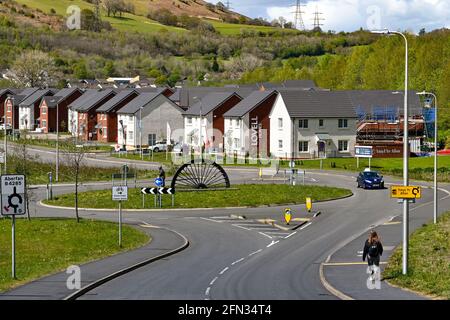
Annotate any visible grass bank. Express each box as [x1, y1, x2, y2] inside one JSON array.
[[43, 184, 352, 209], [0, 218, 149, 292], [383, 211, 450, 299]]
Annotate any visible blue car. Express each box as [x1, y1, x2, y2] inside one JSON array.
[[357, 170, 385, 189]]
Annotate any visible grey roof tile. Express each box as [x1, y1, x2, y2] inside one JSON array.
[[19, 89, 57, 107], [117, 92, 161, 114], [183, 92, 242, 116], [223, 90, 277, 118], [96, 90, 138, 113]]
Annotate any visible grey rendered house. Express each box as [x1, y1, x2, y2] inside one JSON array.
[[117, 92, 185, 148]]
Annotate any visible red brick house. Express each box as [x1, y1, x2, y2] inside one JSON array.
[[39, 88, 83, 133], [4, 88, 39, 129], [95, 90, 139, 143], [69, 89, 117, 141], [0, 89, 16, 124]]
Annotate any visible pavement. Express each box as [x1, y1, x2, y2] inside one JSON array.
[[2, 145, 449, 300]]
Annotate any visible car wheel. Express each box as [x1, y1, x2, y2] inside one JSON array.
[[153, 148, 159, 153]]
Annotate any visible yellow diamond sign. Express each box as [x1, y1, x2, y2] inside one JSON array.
[[390, 186, 421, 199]]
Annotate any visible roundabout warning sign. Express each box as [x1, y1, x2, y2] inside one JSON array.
[[1, 175, 26, 216]]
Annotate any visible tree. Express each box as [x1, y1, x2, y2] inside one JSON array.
[[63, 140, 86, 223], [81, 8, 101, 32], [11, 50, 58, 88]]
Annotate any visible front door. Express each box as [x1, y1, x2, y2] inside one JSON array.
[[318, 141, 326, 158]]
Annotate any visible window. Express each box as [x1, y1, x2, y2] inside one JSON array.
[[41, 120, 47, 128], [129, 115, 133, 122], [338, 119, 348, 128], [128, 131, 134, 140], [338, 140, 349, 152], [42, 107, 47, 115], [233, 138, 239, 148], [148, 134, 156, 146], [278, 118, 283, 129], [319, 119, 324, 127], [299, 141, 309, 152], [278, 140, 283, 149], [298, 119, 309, 129], [187, 117, 192, 125], [234, 119, 239, 127]]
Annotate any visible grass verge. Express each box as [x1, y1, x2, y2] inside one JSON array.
[[0, 218, 149, 292], [43, 184, 352, 209], [383, 211, 450, 299]]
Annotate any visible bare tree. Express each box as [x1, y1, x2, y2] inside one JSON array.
[[11, 50, 59, 88], [63, 140, 86, 223]]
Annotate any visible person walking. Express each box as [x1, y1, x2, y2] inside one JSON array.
[[362, 230, 383, 282], [158, 166, 166, 187]]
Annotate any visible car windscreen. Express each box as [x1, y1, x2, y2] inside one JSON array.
[[363, 172, 379, 178]]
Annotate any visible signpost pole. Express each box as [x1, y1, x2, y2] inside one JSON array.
[[119, 200, 122, 248], [12, 215, 16, 279], [369, 157, 371, 171], [356, 157, 359, 169]]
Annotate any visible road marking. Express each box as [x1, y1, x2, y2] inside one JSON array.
[[231, 258, 245, 265], [233, 223, 270, 227], [267, 240, 279, 248], [299, 222, 312, 230], [210, 277, 218, 285], [219, 267, 229, 275], [284, 232, 297, 239], [233, 224, 252, 231], [292, 218, 311, 222], [205, 287, 210, 296], [384, 246, 395, 251], [383, 221, 401, 225], [263, 231, 291, 235], [249, 249, 262, 256], [200, 217, 223, 223], [246, 227, 280, 231], [323, 262, 388, 266], [258, 232, 273, 239]]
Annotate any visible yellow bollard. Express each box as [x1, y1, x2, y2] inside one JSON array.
[[284, 208, 292, 225], [306, 197, 312, 213]]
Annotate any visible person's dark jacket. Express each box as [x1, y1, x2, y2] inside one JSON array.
[[363, 240, 383, 261]]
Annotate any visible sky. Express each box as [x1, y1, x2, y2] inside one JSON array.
[[207, 0, 450, 33]]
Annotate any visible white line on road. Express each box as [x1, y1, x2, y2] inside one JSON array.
[[267, 240, 279, 248], [233, 224, 252, 231], [258, 232, 273, 239], [210, 277, 218, 285], [233, 223, 270, 227], [219, 267, 229, 275], [231, 258, 245, 265], [299, 222, 312, 230], [205, 287, 210, 296], [249, 249, 262, 256], [263, 231, 291, 235], [200, 217, 223, 223], [284, 232, 297, 239]]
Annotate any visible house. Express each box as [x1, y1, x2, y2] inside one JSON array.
[[177, 86, 253, 109], [183, 92, 243, 149], [269, 90, 358, 159], [39, 88, 83, 133], [95, 90, 139, 143], [18, 89, 57, 131], [223, 90, 278, 157], [0, 89, 17, 124], [4, 88, 39, 129], [117, 92, 185, 148], [68, 89, 117, 141]]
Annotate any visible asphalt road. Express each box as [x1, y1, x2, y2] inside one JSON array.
[[6, 146, 448, 300]]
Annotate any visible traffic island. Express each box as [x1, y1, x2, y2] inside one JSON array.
[[42, 184, 352, 210], [0, 218, 149, 293]]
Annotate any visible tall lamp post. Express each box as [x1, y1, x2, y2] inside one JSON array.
[[3, 97, 10, 174], [417, 91, 438, 224], [193, 97, 203, 160], [140, 107, 143, 160], [56, 101, 60, 182], [371, 29, 409, 275]]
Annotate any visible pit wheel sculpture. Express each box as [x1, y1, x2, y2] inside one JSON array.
[[171, 160, 231, 190]]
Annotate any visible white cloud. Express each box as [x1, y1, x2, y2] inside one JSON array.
[[267, 0, 450, 32]]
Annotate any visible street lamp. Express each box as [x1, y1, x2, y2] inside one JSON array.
[[193, 96, 203, 159], [371, 29, 409, 275], [139, 107, 143, 160], [56, 101, 60, 182], [417, 91, 438, 224], [3, 97, 10, 174]]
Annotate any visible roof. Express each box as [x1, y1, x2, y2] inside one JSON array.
[[52, 87, 82, 103], [283, 80, 317, 88], [19, 89, 57, 107], [117, 92, 161, 114], [96, 90, 138, 113], [277, 90, 357, 118], [183, 92, 242, 116], [68, 89, 99, 110], [224, 90, 277, 118], [41, 96, 62, 108], [178, 87, 254, 107], [0, 88, 15, 97], [71, 89, 116, 112], [346, 90, 422, 117]]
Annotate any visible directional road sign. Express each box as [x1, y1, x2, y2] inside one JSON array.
[[390, 185, 421, 199], [1, 175, 26, 216], [141, 187, 175, 195], [155, 177, 164, 187], [355, 145, 373, 158], [112, 186, 128, 201]]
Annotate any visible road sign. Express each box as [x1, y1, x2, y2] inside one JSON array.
[[1, 175, 26, 216], [390, 186, 421, 199], [112, 186, 128, 201], [155, 177, 164, 187], [306, 197, 312, 212], [141, 187, 175, 195], [355, 146, 373, 158], [284, 208, 292, 225]]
